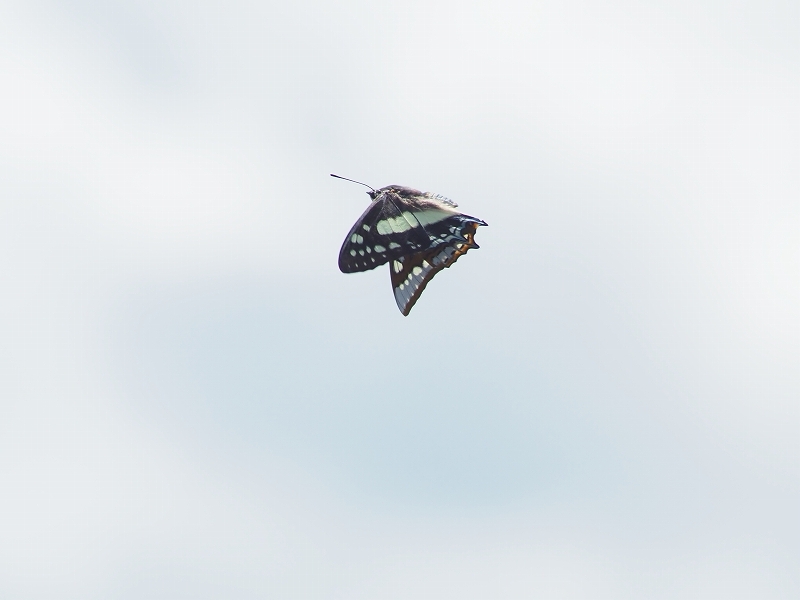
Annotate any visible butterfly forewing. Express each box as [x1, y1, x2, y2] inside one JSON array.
[[338, 190, 432, 273]]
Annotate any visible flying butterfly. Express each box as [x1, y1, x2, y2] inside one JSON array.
[[333, 174, 488, 316]]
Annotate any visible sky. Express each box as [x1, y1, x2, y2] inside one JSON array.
[[0, 0, 798, 598]]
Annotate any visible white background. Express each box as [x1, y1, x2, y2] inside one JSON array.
[[1, 0, 797, 597]]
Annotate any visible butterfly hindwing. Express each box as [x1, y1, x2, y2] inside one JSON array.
[[389, 220, 482, 316]]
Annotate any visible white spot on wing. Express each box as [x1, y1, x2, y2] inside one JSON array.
[[377, 215, 416, 235], [409, 209, 453, 227], [401, 211, 420, 228]]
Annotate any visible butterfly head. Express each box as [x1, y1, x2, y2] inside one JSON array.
[[366, 185, 401, 200]]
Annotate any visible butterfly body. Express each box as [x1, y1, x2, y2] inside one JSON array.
[[338, 184, 487, 316]]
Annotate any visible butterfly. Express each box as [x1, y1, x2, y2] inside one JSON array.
[[333, 174, 488, 316]]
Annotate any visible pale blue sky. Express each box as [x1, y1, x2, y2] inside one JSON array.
[[0, 0, 797, 598]]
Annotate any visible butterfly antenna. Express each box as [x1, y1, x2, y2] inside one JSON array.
[[330, 174, 376, 193]]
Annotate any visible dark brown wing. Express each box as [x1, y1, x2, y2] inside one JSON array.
[[389, 221, 482, 316], [338, 191, 432, 273]]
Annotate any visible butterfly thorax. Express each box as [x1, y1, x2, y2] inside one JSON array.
[[370, 185, 460, 211], [368, 185, 423, 201]]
